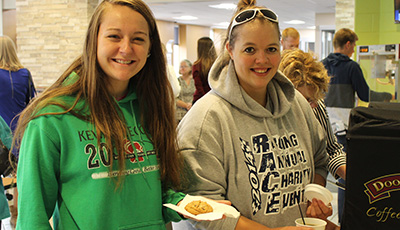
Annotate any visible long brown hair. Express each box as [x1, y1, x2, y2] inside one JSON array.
[[13, 0, 182, 190], [194, 37, 217, 82]]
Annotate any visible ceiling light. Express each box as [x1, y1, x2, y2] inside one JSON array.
[[284, 20, 306, 25], [209, 3, 236, 10], [213, 22, 230, 28], [173, 15, 198, 21]]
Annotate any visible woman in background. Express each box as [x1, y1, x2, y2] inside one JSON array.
[[280, 49, 346, 180], [176, 59, 195, 123], [192, 37, 217, 104], [280, 48, 343, 230], [0, 35, 36, 132]]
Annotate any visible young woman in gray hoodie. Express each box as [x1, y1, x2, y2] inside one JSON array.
[[174, 0, 330, 229]]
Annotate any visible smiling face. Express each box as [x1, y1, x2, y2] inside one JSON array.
[[179, 60, 191, 77], [97, 5, 151, 97], [226, 19, 281, 106]]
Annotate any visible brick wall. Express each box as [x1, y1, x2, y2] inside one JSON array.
[[16, 0, 98, 90], [336, 0, 355, 30]]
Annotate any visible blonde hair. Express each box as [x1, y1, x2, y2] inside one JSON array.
[[279, 49, 330, 100], [0, 36, 24, 71], [282, 27, 300, 40], [14, 0, 182, 189], [180, 59, 192, 75], [227, 0, 280, 47]]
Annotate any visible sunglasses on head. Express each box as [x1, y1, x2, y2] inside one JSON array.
[[228, 8, 279, 38]]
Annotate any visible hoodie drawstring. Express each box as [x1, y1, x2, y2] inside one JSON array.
[[128, 100, 151, 187]]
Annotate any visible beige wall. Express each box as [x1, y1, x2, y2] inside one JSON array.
[[185, 25, 211, 63], [3, 9, 16, 43], [9, 1, 219, 88], [336, 0, 355, 30], [157, 20, 223, 70], [212, 28, 226, 55], [315, 13, 336, 59], [16, 0, 98, 89], [157, 20, 176, 45], [178, 25, 187, 64]]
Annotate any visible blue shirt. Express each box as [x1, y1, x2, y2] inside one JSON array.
[[0, 68, 36, 131]]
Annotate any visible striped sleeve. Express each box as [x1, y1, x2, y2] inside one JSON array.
[[313, 100, 346, 179]]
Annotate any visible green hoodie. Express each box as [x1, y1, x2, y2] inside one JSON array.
[[16, 76, 185, 230]]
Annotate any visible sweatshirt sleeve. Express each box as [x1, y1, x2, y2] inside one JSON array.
[[176, 108, 240, 229], [177, 149, 240, 229], [0, 117, 12, 149], [312, 121, 329, 180], [162, 189, 186, 223], [16, 119, 59, 230], [350, 62, 370, 102]]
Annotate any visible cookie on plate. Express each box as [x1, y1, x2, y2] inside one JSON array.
[[184, 200, 213, 215]]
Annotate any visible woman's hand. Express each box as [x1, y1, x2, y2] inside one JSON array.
[[306, 198, 333, 220], [186, 103, 192, 111], [325, 219, 340, 230], [215, 199, 231, 206]]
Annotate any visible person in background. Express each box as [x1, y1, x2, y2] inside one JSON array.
[[280, 49, 346, 180], [13, 0, 188, 229], [192, 37, 217, 104], [174, 0, 329, 229], [162, 43, 180, 98], [176, 59, 195, 123], [0, 116, 11, 227], [322, 28, 392, 223], [280, 49, 346, 230], [0, 35, 36, 132], [281, 27, 300, 50]]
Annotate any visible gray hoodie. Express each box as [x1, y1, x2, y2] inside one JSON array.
[[175, 56, 328, 229]]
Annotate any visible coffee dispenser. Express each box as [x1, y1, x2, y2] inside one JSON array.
[[357, 44, 399, 102]]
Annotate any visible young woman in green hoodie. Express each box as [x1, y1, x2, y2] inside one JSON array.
[[13, 1, 187, 229]]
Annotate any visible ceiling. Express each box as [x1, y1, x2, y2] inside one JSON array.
[[146, 0, 336, 30]]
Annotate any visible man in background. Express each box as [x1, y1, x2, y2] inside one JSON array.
[[322, 27, 392, 223], [281, 27, 300, 50]]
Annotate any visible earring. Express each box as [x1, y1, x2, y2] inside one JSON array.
[[147, 53, 151, 58]]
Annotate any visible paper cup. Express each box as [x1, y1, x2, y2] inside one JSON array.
[[295, 217, 327, 230]]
